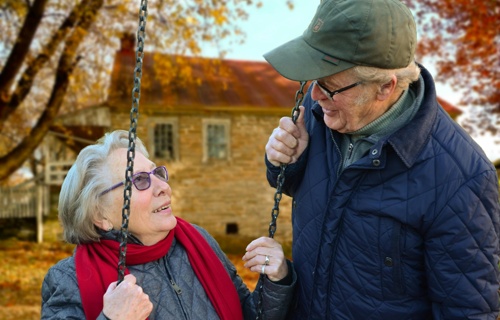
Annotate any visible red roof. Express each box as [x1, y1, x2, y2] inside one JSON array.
[[109, 50, 309, 112], [108, 37, 461, 117]]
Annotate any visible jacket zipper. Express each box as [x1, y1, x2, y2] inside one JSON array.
[[330, 130, 342, 177], [321, 130, 346, 319], [170, 279, 182, 294], [347, 142, 354, 160], [163, 260, 189, 319]]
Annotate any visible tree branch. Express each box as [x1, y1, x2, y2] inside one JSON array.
[[0, 0, 48, 117], [0, 0, 100, 127], [0, 0, 105, 181]]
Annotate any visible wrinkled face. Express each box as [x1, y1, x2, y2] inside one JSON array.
[[103, 148, 177, 245], [311, 70, 377, 133]]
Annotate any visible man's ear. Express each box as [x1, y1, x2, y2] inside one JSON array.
[[376, 74, 398, 101]]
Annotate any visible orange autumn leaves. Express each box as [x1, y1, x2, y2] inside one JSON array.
[[404, 0, 499, 112], [0, 220, 259, 319]]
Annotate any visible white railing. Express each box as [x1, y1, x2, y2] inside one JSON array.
[[0, 180, 36, 218], [0, 179, 47, 243], [45, 160, 74, 186]]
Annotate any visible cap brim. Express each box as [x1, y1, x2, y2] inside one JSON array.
[[263, 36, 356, 81]]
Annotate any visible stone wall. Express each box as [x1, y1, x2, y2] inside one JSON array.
[[111, 110, 293, 244]]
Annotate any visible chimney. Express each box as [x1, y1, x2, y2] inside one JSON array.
[[120, 33, 136, 56]]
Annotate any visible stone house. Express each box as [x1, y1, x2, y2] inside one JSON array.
[[45, 37, 462, 244], [48, 39, 309, 243]]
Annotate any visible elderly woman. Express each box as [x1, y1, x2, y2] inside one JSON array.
[[41, 130, 296, 320]]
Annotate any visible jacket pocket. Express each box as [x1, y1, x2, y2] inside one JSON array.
[[380, 218, 405, 297]]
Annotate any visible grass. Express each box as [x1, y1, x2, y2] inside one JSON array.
[[0, 219, 262, 319]]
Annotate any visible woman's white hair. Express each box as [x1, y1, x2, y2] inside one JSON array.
[[58, 130, 148, 244]]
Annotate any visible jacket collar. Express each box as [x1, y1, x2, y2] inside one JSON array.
[[386, 65, 438, 168], [311, 64, 438, 168]]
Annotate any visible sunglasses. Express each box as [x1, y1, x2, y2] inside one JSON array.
[[314, 80, 363, 100], [99, 166, 169, 196]]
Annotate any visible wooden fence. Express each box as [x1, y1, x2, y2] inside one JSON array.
[[0, 179, 48, 243]]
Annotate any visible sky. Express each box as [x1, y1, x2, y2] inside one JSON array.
[[205, 1, 458, 104], [202, 1, 500, 162]]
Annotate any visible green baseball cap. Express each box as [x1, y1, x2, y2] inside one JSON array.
[[263, 0, 417, 81]]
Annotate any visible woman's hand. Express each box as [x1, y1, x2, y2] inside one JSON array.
[[242, 237, 288, 282], [103, 274, 153, 320]]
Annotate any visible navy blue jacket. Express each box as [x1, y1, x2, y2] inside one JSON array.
[[266, 66, 500, 319]]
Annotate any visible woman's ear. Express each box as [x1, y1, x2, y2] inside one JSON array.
[[94, 217, 113, 231]]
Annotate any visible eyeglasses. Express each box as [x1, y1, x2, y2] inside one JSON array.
[[314, 80, 363, 100], [99, 166, 169, 196]]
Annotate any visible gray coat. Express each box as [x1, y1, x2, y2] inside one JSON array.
[[41, 225, 296, 319]]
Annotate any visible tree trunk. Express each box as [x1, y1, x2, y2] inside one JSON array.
[[0, 0, 48, 122], [0, 0, 104, 181]]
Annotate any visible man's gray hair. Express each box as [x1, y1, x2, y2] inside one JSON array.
[[352, 61, 421, 92]]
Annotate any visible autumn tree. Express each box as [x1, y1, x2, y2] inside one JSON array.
[[404, 0, 500, 141], [0, 0, 263, 182]]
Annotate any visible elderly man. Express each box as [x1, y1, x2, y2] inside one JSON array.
[[263, 0, 500, 319]]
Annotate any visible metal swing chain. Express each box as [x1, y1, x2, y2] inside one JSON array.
[[256, 80, 308, 319], [117, 0, 148, 284]]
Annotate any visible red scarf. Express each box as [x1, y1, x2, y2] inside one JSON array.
[[75, 217, 243, 320]]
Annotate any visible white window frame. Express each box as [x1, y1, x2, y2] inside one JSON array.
[[202, 118, 231, 162]]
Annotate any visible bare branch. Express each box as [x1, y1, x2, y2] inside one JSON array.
[[0, 0, 48, 118]]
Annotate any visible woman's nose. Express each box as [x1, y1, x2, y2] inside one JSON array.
[[152, 176, 171, 196]]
